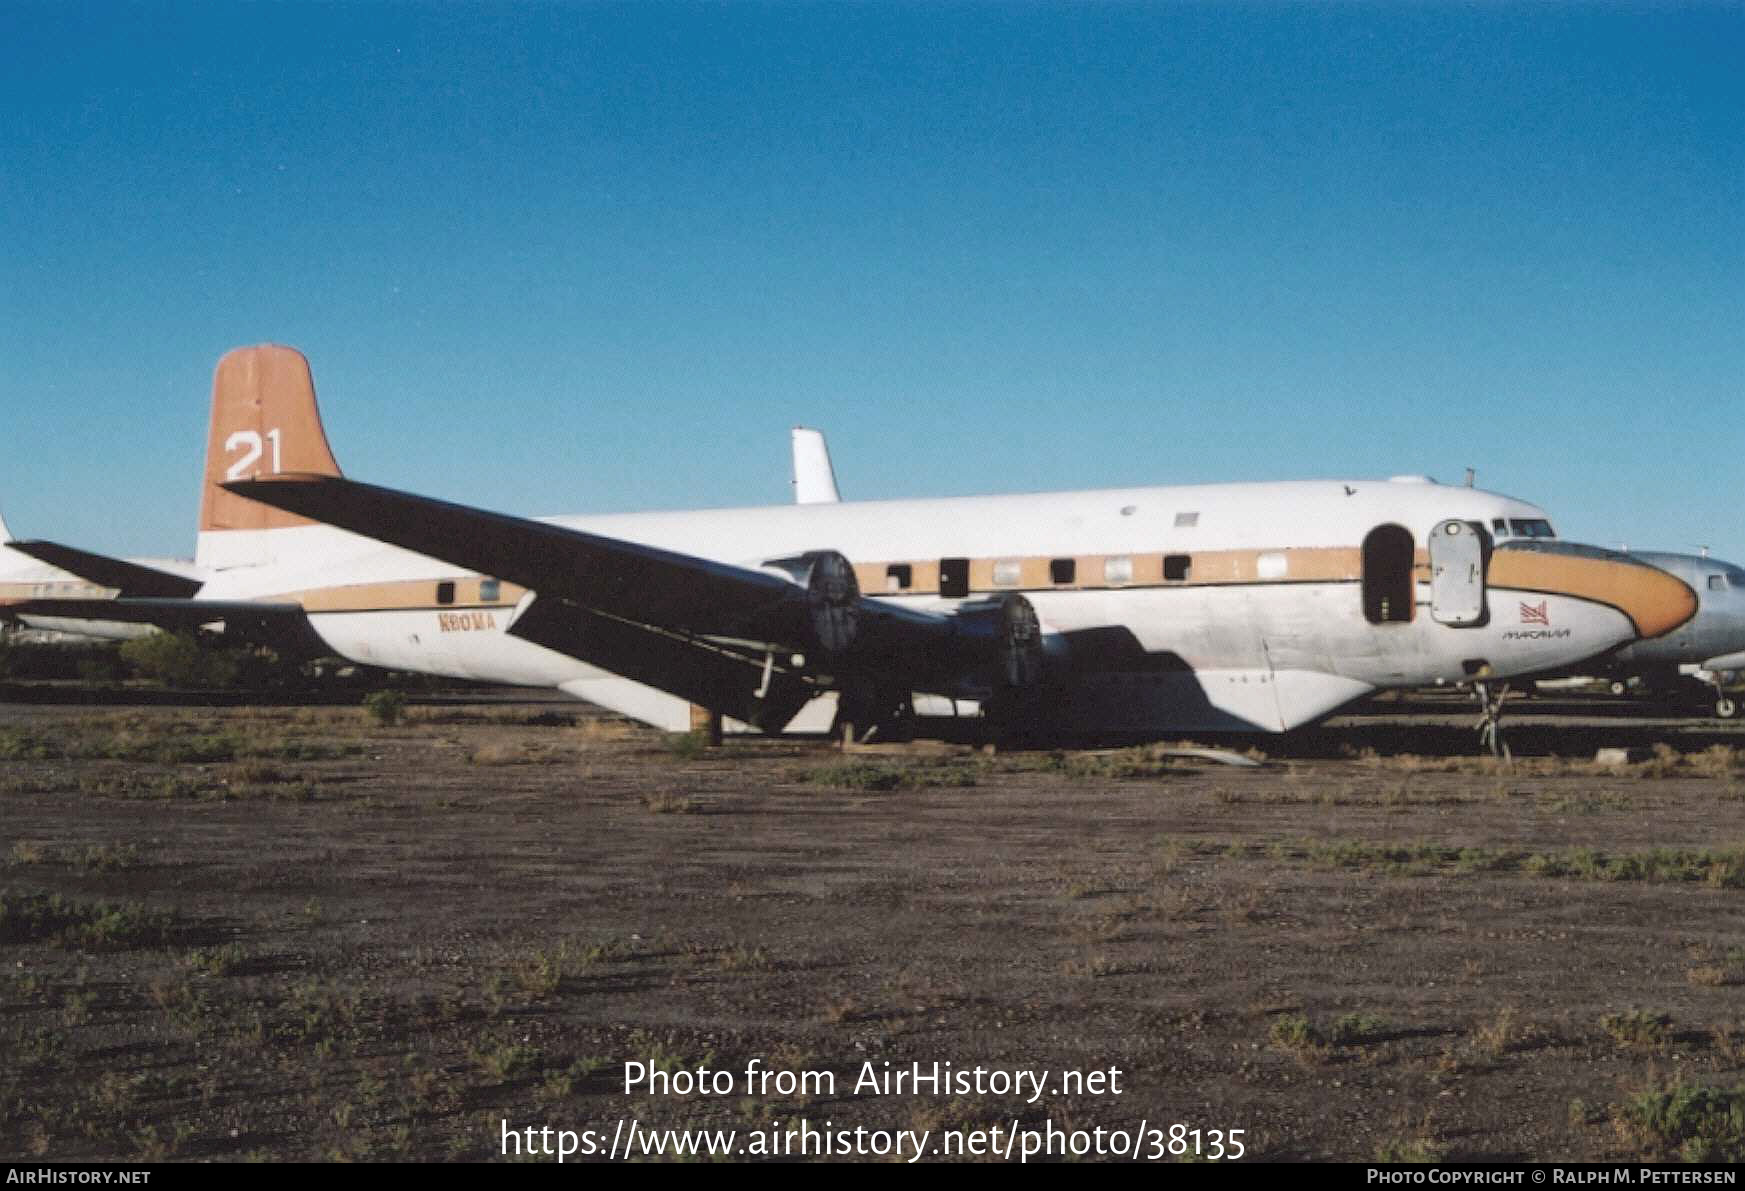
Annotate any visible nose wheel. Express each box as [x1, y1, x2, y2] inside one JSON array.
[[1473, 681, 1513, 759], [1701, 670, 1739, 720]]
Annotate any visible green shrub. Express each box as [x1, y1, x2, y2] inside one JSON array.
[[363, 690, 406, 726], [120, 631, 243, 688]]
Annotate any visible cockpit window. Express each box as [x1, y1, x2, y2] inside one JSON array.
[[1491, 519, 1508, 536], [1711, 575, 1727, 591], [1732, 571, 1745, 588], [1508, 518, 1556, 538]]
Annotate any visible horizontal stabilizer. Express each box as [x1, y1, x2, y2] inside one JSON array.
[[10, 541, 203, 598]]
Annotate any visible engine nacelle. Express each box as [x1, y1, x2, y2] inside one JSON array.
[[947, 593, 1050, 689], [761, 549, 861, 658]]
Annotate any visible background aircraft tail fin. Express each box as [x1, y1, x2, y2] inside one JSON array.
[[0, 507, 34, 579], [195, 345, 344, 569], [791, 426, 842, 504]]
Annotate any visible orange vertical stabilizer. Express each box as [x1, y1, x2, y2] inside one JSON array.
[[197, 345, 343, 534]]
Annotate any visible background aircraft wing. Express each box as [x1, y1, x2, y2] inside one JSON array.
[[7, 541, 204, 598]]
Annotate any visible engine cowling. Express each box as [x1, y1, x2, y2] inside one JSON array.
[[946, 593, 1048, 689], [761, 549, 861, 658]]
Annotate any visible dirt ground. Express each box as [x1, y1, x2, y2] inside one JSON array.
[[2, 688, 1743, 1163]]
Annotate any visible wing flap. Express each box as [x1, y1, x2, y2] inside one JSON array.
[[509, 594, 818, 732]]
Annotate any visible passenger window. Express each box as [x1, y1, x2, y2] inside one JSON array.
[[1104, 556, 1133, 585], [992, 560, 1021, 587], [1173, 511, 1199, 528], [886, 564, 912, 592], [1050, 558, 1076, 585], [1163, 554, 1191, 581], [480, 579, 501, 602], [436, 581, 456, 606], [939, 558, 970, 599]]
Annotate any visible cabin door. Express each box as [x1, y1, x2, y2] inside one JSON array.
[[1429, 520, 1487, 626]]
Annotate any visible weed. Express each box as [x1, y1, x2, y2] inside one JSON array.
[[470, 1038, 539, 1083], [663, 731, 709, 760], [1600, 1009, 1673, 1049], [641, 790, 697, 814], [1614, 1079, 1745, 1162], [1375, 1136, 1445, 1162], [8, 840, 48, 865], [76, 842, 141, 873], [1326, 1013, 1389, 1046], [1475, 1006, 1519, 1056], [363, 690, 406, 726], [718, 943, 772, 971], [800, 760, 979, 791], [1269, 1015, 1319, 1051], [183, 942, 246, 977], [0, 891, 179, 949]]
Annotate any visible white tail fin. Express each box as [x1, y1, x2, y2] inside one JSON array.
[[195, 345, 343, 570], [0, 507, 30, 579], [791, 426, 841, 504]]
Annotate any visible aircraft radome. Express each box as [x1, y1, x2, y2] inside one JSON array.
[[1563, 550, 1745, 719]]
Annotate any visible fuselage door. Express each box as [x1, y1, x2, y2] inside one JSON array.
[[1429, 519, 1487, 626]]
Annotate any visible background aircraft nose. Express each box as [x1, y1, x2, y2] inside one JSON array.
[[1489, 544, 1697, 640]]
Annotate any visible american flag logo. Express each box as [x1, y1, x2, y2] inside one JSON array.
[[1519, 601, 1550, 625]]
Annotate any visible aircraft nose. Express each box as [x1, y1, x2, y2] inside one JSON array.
[[1488, 545, 1697, 640]]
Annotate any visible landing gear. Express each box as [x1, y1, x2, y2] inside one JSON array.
[[1700, 671, 1739, 720], [1609, 679, 1629, 696], [1473, 681, 1513, 759], [832, 681, 914, 747]]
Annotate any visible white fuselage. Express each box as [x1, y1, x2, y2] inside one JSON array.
[[189, 476, 1653, 734]]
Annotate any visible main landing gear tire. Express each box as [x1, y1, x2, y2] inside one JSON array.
[[1609, 680, 1629, 696], [1718, 698, 1739, 721]]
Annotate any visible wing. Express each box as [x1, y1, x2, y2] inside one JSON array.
[[223, 474, 1048, 728], [223, 474, 945, 646], [6, 541, 203, 598]]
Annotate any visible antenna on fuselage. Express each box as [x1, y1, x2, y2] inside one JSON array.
[[1463, 468, 1475, 488]]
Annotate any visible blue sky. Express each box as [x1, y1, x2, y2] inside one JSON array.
[[2, 2, 1740, 563]]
